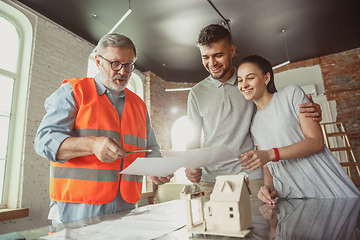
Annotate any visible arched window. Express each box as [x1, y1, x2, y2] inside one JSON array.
[[0, 1, 33, 209], [126, 70, 144, 100], [170, 116, 198, 184], [0, 14, 20, 203], [171, 116, 196, 151]]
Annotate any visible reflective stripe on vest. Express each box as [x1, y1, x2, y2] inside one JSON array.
[[122, 174, 143, 182], [50, 166, 142, 183], [72, 129, 147, 149], [72, 129, 120, 140], [123, 134, 147, 149], [50, 166, 118, 181], [50, 78, 147, 204]]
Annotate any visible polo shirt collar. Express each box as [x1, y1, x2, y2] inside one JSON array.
[[210, 67, 237, 87], [94, 74, 106, 95]]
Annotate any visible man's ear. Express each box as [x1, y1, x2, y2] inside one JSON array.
[[230, 45, 236, 58], [95, 55, 101, 70]]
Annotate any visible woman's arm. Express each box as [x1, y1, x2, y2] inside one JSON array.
[[240, 113, 324, 171], [257, 164, 278, 204], [277, 112, 324, 159], [264, 164, 274, 189]]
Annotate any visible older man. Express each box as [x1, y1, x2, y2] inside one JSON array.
[[34, 33, 172, 223]]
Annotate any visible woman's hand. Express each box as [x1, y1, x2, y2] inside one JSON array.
[[239, 149, 274, 171], [259, 203, 280, 221], [258, 185, 278, 204]]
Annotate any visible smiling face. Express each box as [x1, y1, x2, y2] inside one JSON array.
[[199, 39, 235, 83], [237, 62, 270, 101], [95, 46, 136, 92]]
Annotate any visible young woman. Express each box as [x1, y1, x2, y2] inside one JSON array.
[[237, 55, 360, 204]]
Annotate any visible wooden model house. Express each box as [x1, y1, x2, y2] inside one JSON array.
[[181, 174, 252, 238]]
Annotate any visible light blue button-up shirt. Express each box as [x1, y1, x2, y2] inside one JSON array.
[[34, 74, 161, 223]]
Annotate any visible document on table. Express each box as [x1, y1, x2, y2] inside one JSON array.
[[41, 200, 187, 240], [120, 144, 238, 177], [41, 213, 185, 240]]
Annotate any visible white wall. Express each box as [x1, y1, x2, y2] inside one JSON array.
[[274, 65, 325, 101], [1, 1, 94, 233], [274, 65, 337, 124]]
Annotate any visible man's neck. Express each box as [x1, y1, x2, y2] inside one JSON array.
[[218, 66, 235, 83], [109, 89, 121, 100]]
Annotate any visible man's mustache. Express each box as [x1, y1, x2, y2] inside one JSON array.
[[112, 74, 126, 80]]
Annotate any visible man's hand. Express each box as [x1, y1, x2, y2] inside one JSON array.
[[92, 137, 128, 163], [258, 185, 278, 204], [151, 174, 174, 185], [299, 94, 322, 122], [56, 136, 127, 161], [185, 168, 202, 183]]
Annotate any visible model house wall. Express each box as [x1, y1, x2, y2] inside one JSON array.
[[205, 175, 252, 232]]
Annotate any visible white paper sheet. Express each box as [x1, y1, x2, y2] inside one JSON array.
[[120, 144, 237, 177], [41, 214, 185, 240], [120, 157, 185, 177], [41, 200, 187, 240]]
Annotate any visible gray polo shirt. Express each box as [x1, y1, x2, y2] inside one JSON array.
[[187, 68, 262, 181]]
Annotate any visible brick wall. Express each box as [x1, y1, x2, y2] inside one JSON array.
[[144, 71, 169, 149], [321, 49, 360, 163], [274, 47, 360, 163], [144, 71, 195, 150]]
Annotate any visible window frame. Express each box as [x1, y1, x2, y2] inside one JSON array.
[[0, 1, 33, 210], [0, 13, 21, 209]]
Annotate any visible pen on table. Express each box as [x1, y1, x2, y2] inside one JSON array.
[[127, 149, 153, 153]]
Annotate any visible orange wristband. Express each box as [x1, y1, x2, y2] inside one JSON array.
[[272, 148, 280, 162]]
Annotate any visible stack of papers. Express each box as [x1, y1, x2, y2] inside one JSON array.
[[41, 200, 188, 240], [120, 145, 237, 177], [41, 214, 184, 240]]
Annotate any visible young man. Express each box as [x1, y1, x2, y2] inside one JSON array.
[[185, 24, 322, 202], [34, 33, 172, 223]]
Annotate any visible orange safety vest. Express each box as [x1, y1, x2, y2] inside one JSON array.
[[49, 77, 147, 204]]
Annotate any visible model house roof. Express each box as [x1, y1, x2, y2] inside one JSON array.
[[210, 175, 250, 202]]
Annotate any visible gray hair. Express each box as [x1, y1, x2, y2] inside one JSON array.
[[94, 33, 137, 57]]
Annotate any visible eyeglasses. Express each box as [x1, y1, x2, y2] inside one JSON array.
[[98, 55, 135, 73]]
